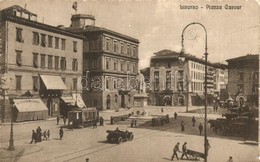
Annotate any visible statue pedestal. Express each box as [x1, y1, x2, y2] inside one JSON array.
[[133, 93, 148, 108]]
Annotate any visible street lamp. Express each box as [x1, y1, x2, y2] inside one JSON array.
[[8, 98, 15, 151], [180, 22, 208, 162]]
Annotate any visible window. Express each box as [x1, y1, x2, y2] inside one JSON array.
[[115, 95, 118, 103], [33, 53, 38, 68], [239, 72, 244, 81], [238, 84, 244, 92], [41, 34, 46, 47], [55, 37, 59, 49], [72, 59, 78, 71], [16, 50, 22, 66], [127, 62, 130, 71], [106, 77, 109, 89], [16, 28, 23, 42], [114, 60, 118, 71], [15, 75, 22, 90], [113, 79, 117, 89], [113, 40, 117, 52], [106, 58, 110, 70], [33, 32, 39, 45], [121, 42, 124, 54], [166, 71, 171, 90], [90, 59, 97, 69], [60, 57, 66, 70], [120, 61, 124, 72], [253, 84, 259, 95], [54, 56, 59, 70], [127, 44, 130, 55], [61, 39, 66, 50], [106, 38, 110, 51], [133, 46, 136, 57], [133, 63, 136, 73], [73, 41, 78, 52], [32, 76, 38, 91], [40, 54, 46, 68], [48, 35, 53, 47], [73, 78, 77, 90], [154, 71, 159, 91], [48, 55, 53, 69]]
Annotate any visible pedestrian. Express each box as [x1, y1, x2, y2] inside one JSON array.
[[161, 107, 164, 113], [131, 119, 134, 128], [227, 156, 233, 162], [174, 112, 177, 120], [134, 119, 137, 127], [181, 142, 189, 160], [192, 116, 196, 127], [63, 117, 67, 125], [181, 120, 185, 132], [36, 126, 42, 142], [93, 119, 97, 128], [30, 130, 37, 144], [110, 116, 114, 125], [57, 115, 60, 125], [47, 130, 50, 140], [99, 117, 104, 126], [59, 127, 64, 140], [171, 142, 180, 161], [43, 131, 47, 141], [199, 123, 203, 135], [206, 139, 211, 155]]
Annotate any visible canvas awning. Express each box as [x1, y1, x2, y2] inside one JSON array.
[[13, 99, 48, 122], [72, 93, 86, 108], [61, 96, 76, 104], [40, 75, 67, 90]]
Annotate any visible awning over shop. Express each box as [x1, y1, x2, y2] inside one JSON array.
[[72, 93, 86, 108], [61, 96, 76, 104], [40, 75, 67, 90], [13, 99, 48, 122]]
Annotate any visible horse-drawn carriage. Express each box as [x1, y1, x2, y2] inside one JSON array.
[[106, 129, 134, 144]]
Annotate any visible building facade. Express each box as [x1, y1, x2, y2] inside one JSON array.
[[148, 49, 227, 107], [67, 14, 139, 111], [0, 6, 83, 122], [226, 54, 259, 107]]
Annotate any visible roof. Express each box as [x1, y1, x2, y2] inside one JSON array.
[[67, 26, 139, 43], [226, 54, 259, 62], [1, 5, 37, 16]]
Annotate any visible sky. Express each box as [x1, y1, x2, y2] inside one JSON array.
[[0, 0, 259, 69]]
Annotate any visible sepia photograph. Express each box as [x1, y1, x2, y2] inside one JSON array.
[[0, 0, 259, 162]]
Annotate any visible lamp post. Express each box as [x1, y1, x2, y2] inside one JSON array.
[[180, 22, 208, 162], [8, 98, 15, 151]]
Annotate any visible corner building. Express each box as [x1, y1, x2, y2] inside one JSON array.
[[67, 14, 139, 111], [0, 6, 83, 122]]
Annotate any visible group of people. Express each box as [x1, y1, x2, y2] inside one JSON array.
[[30, 126, 50, 144], [171, 140, 211, 161], [93, 116, 104, 128]]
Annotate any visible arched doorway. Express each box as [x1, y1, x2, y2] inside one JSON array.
[[178, 95, 185, 106], [106, 95, 111, 109], [163, 95, 172, 106]]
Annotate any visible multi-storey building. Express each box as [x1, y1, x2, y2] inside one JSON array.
[[148, 49, 226, 107], [0, 6, 84, 122], [67, 14, 139, 111], [226, 54, 259, 107]]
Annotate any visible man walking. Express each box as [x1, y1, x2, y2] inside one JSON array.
[[181, 120, 185, 132], [59, 127, 64, 140], [181, 142, 189, 160], [30, 130, 37, 144], [192, 116, 196, 126], [171, 142, 180, 161], [199, 123, 203, 135], [57, 115, 60, 125], [161, 107, 164, 113], [174, 112, 177, 120]]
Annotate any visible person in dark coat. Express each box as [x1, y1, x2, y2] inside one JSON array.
[[171, 142, 180, 160], [174, 112, 177, 120], [63, 117, 67, 125], [30, 130, 37, 144], [99, 117, 104, 126], [59, 127, 64, 140], [43, 131, 47, 141], [192, 116, 196, 126], [181, 142, 189, 160], [161, 107, 164, 113], [181, 120, 185, 131], [199, 123, 203, 135], [47, 130, 50, 140], [57, 115, 60, 125], [36, 126, 42, 142]]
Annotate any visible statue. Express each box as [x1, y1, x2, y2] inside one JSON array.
[[136, 71, 146, 94]]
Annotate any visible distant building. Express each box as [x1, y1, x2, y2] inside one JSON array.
[[148, 49, 227, 107], [226, 54, 259, 107], [0, 6, 84, 122], [67, 14, 140, 111]]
